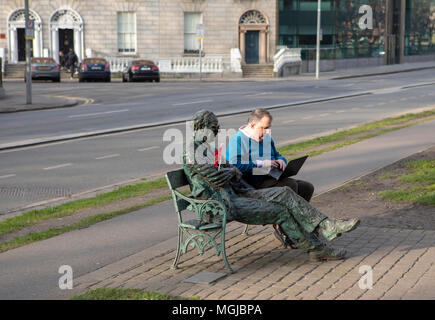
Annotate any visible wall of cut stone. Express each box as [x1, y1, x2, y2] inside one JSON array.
[[0, 0, 277, 62]]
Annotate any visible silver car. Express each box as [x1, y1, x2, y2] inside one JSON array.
[[26, 57, 61, 82]]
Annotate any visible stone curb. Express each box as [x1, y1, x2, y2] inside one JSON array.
[[0, 100, 79, 114]]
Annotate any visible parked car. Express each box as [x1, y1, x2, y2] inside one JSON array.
[[122, 60, 160, 82], [26, 57, 60, 82], [78, 58, 111, 82]]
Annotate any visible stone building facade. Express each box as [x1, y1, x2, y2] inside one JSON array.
[[0, 0, 277, 71]]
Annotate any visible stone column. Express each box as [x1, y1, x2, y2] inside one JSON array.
[[33, 26, 41, 57], [74, 29, 81, 61], [259, 30, 266, 64], [10, 27, 18, 63], [266, 29, 270, 63], [52, 28, 59, 63], [240, 30, 246, 64]]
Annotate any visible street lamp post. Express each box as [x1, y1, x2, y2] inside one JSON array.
[[316, 0, 321, 79], [25, 0, 32, 104]]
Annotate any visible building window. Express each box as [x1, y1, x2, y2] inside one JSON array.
[[117, 12, 136, 53], [184, 12, 202, 53]]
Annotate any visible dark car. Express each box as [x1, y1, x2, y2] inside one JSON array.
[[122, 60, 160, 82], [26, 57, 60, 82], [78, 58, 111, 82]]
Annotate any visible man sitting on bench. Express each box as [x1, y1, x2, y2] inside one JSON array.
[[226, 108, 313, 248], [183, 110, 359, 261]]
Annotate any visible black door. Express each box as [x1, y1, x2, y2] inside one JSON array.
[[245, 31, 259, 64], [17, 28, 26, 62], [59, 29, 74, 56]]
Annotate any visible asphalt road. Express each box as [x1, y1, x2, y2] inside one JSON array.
[[1, 69, 434, 146], [1, 70, 434, 215]]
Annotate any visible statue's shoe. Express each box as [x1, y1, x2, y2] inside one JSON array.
[[308, 246, 347, 262], [320, 218, 360, 241], [273, 228, 288, 248]]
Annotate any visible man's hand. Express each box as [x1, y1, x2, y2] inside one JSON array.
[[263, 160, 286, 170], [263, 160, 279, 168], [276, 159, 287, 171]]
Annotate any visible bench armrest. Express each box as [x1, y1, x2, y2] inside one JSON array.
[[171, 189, 228, 226]]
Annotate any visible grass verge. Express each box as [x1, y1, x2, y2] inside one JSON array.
[[277, 109, 435, 157], [379, 159, 435, 206], [0, 195, 171, 253], [0, 178, 167, 238], [70, 287, 197, 300]]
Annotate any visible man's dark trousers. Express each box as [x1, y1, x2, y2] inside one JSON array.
[[251, 177, 314, 202]]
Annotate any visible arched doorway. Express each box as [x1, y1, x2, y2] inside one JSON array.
[[7, 9, 43, 63], [239, 10, 270, 64], [49, 8, 84, 63]]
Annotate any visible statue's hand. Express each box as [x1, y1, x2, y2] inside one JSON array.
[[209, 170, 234, 187], [196, 164, 220, 178]]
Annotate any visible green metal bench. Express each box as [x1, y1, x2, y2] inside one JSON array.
[[166, 168, 249, 274]]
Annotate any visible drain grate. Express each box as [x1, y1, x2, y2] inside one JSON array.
[[0, 186, 72, 200]]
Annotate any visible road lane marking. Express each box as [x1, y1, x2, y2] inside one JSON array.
[[335, 110, 346, 113], [95, 154, 120, 160], [43, 94, 95, 106], [319, 113, 330, 117], [68, 109, 130, 118], [43, 163, 72, 170], [172, 100, 213, 106], [138, 146, 159, 152], [377, 102, 386, 105], [245, 92, 271, 97], [302, 116, 314, 120], [0, 174, 16, 179], [282, 119, 295, 124]]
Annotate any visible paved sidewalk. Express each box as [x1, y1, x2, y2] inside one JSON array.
[[3, 61, 435, 84], [70, 223, 435, 300], [0, 91, 78, 113], [296, 60, 435, 81]]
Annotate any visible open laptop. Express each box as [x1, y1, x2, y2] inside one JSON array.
[[268, 155, 309, 180]]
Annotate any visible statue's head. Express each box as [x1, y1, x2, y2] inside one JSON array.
[[191, 110, 220, 143]]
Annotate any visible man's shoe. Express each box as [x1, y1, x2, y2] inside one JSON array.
[[308, 246, 347, 262], [319, 218, 360, 241]]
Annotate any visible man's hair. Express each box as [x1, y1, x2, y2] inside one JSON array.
[[248, 108, 272, 124]]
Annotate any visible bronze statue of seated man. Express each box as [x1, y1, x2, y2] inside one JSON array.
[[183, 110, 359, 261]]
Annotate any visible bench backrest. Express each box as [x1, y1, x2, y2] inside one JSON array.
[[166, 169, 190, 213], [166, 168, 188, 190]]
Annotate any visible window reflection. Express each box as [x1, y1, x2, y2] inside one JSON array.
[[278, 0, 387, 59], [405, 0, 435, 56]]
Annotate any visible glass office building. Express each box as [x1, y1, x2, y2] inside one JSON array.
[[278, 0, 435, 66], [405, 0, 435, 56]]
